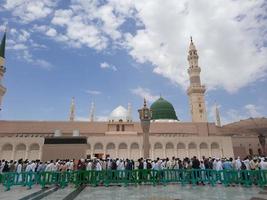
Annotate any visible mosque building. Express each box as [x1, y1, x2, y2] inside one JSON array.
[[0, 31, 266, 161]]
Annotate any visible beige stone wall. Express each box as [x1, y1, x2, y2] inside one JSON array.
[[2, 119, 265, 160], [42, 144, 87, 161], [86, 135, 234, 160], [0, 134, 234, 161], [0, 121, 218, 136], [0, 137, 44, 160], [232, 136, 267, 158]]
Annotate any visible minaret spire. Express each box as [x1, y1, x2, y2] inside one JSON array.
[[0, 29, 6, 58], [187, 37, 207, 122], [0, 30, 7, 111], [127, 102, 132, 122], [144, 98, 147, 108], [69, 97, 75, 121], [89, 101, 95, 122], [215, 102, 221, 127]]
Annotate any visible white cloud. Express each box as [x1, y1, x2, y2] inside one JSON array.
[[76, 116, 89, 121], [34, 59, 53, 70], [30, 0, 135, 50], [6, 28, 52, 70], [131, 87, 159, 102], [124, 0, 267, 93], [3, 0, 57, 23], [244, 104, 262, 118], [86, 90, 102, 95], [208, 103, 263, 125], [3, 0, 267, 92], [96, 115, 108, 121], [100, 62, 117, 71], [48, 0, 267, 93], [46, 28, 57, 37], [76, 115, 108, 121]]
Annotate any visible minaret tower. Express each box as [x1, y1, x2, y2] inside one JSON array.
[[127, 103, 132, 122], [69, 97, 75, 121], [187, 37, 207, 122], [89, 101, 95, 122], [214, 102, 221, 127], [0, 31, 7, 111]]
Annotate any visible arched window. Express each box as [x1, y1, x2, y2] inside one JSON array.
[[154, 143, 163, 149], [29, 143, 40, 151], [166, 142, 174, 149], [177, 143, 185, 149], [188, 142, 196, 149], [106, 143, 115, 150], [122, 125, 125, 131], [200, 142, 208, 149], [2, 143, 13, 151], [130, 143, 139, 149], [94, 143, 103, 150], [211, 142, 219, 149], [16, 143, 26, 151], [119, 143, 127, 149]]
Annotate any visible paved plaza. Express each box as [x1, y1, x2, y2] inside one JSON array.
[[0, 185, 266, 200]]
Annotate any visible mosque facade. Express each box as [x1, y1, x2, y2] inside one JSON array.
[[0, 32, 266, 161]]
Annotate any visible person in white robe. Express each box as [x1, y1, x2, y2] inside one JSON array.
[[16, 160, 23, 183]]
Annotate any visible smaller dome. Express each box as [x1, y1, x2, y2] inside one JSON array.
[[109, 106, 128, 122], [150, 97, 178, 121]]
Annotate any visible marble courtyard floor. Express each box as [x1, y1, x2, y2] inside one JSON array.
[[0, 184, 266, 200]]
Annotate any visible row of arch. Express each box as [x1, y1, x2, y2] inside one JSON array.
[[89, 142, 220, 150], [0, 143, 40, 160], [87, 142, 221, 160], [0, 141, 222, 161]]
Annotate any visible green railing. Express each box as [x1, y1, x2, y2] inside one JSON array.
[[1, 169, 267, 191]]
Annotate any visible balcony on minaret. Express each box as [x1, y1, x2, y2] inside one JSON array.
[[187, 84, 206, 95]]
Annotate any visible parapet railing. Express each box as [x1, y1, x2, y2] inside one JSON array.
[[0, 169, 266, 191]]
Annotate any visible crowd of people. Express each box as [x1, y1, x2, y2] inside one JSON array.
[[1, 156, 267, 174]]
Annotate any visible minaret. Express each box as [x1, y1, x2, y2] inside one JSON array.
[[69, 97, 75, 121], [214, 102, 221, 127], [0, 31, 7, 111], [187, 37, 207, 122], [89, 101, 95, 122], [127, 103, 132, 122]]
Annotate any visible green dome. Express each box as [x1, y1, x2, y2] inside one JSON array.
[[150, 97, 178, 120]]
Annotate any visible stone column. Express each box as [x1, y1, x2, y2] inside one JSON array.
[[115, 148, 118, 158], [197, 148, 200, 159], [142, 120, 150, 159], [127, 148, 130, 159], [25, 146, 29, 159], [186, 148, 189, 158], [138, 99, 152, 159], [208, 147, 212, 157], [11, 148, 15, 160], [104, 147, 107, 159]]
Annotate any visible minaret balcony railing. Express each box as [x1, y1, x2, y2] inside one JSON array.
[[187, 85, 206, 94]]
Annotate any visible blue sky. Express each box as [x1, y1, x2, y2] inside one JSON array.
[[0, 0, 266, 124]]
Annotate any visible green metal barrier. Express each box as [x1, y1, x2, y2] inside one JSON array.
[[1, 169, 267, 191]]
